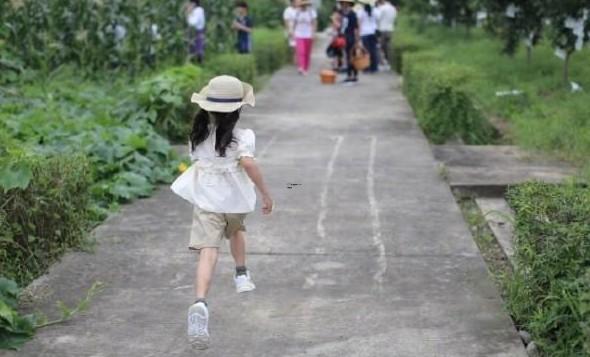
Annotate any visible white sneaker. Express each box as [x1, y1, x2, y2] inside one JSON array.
[[188, 302, 209, 349], [234, 271, 256, 293]]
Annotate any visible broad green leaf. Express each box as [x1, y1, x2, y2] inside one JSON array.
[[126, 134, 148, 150], [0, 300, 16, 327], [0, 278, 20, 308], [0, 161, 32, 191], [0, 330, 34, 350]]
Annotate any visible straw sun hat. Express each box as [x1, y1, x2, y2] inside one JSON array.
[[191, 75, 255, 113]]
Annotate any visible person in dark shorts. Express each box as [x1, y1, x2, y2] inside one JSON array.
[[233, 1, 253, 54], [339, 0, 359, 83]]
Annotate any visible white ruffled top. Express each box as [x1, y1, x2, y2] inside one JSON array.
[[188, 127, 256, 213]]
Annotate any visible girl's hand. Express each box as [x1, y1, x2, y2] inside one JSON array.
[[262, 194, 274, 215]]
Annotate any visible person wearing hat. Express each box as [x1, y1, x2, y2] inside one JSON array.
[[338, 0, 360, 83], [357, 0, 380, 73], [171, 75, 274, 349], [292, 0, 318, 75]]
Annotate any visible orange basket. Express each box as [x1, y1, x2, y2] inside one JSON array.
[[351, 46, 370, 71], [320, 69, 337, 84]]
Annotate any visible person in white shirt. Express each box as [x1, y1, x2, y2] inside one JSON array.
[[186, 0, 206, 63], [357, 0, 380, 72], [172, 75, 273, 349], [283, 0, 298, 64], [292, 0, 317, 75], [376, 0, 397, 66]]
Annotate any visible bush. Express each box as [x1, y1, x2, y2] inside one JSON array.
[[133, 65, 210, 142], [0, 154, 92, 286], [252, 29, 290, 75], [206, 54, 257, 85], [402, 52, 496, 144], [0, 69, 179, 208], [389, 31, 432, 74], [249, 0, 286, 28], [392, 15, 590, 172], [506, 182, 590, 356]]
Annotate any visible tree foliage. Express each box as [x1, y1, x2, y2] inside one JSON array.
[[484, 0, 545, 58], [406, 0, 590, 83], [545, 0, 590, 82], [438, 0, 480, 28]]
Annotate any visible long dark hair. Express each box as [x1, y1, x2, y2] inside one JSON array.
[[190, 109, 240, 157], [364, 4, 372, 17]]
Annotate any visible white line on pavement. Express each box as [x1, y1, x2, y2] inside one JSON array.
[[367, 136, 387, 287], [317, 136, 344, 240]]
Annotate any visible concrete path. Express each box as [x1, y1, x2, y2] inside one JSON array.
[[4, 40, 526, 356]]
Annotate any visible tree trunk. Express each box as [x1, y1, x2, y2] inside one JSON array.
[[526, 46, 532, 65], [563, 51, 571, 85]]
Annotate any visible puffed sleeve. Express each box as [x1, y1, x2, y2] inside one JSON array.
[[237, 129, 256, 158]]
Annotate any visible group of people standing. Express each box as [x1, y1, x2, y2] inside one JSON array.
[[185, 0, 254, 63], [331, 0, 397, 83], [284, 0, 397, 83]]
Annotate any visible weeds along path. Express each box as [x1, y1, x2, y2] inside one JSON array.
[[4, 37, 527, 357]]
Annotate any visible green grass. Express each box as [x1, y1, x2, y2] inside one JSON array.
[[506, 182, 590, 356], [394, 17, 590, 176]]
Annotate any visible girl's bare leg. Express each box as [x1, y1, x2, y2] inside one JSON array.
[[230, 230, 247, 267], [195, 247, 219, 299]]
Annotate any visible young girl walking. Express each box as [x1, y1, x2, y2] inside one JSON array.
[[171, 75, 273, 349]]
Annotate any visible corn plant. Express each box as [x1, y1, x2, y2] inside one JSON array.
[[0, 0, 234, 74]]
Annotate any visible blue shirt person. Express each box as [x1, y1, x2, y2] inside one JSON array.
[[233, 2, 253, 54]]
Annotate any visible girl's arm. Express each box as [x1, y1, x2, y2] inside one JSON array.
[[240, 157, 273, 215]]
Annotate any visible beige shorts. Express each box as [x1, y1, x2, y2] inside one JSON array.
[[189, 208, 247, 250]]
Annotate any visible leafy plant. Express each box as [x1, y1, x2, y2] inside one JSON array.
[[0, 278, 104, 351], [506, 182, 590, 356], [0, 277, 35, 350], [249, 0, 287, 29], [132, 64, 209, 142], [35, 281, 104, 329], [252, 29, 290, 75], [0, 154, 93, 285], [402, 52, 497, 144], [0, 159, 32, 191], [0, 0, 287, 75], [0, 70, 180, 207], [207, 54, 258, 85]]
